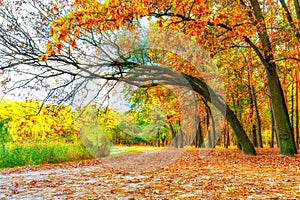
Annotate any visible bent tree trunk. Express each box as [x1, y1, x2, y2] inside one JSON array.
[[113, 66, 256, 154], [183, 74, 256, 155]]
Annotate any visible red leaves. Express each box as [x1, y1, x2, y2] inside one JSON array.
[[70, 40, 76, 49], [29, 180, 37, 185], [58, 32, 67, 42], [56, 43, 62, 53]]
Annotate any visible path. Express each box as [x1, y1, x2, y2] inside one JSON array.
[[0, 149, 299, 199]]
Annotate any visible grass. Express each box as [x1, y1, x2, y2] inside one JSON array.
[[0, 143, 174, 169], [0, 142, 94, 169]]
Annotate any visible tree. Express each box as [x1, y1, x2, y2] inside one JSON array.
[[129, 85, 191, 148], [48, 0, 300, 155], [0, 0, 259, 154], [248, 0, 297, 155]]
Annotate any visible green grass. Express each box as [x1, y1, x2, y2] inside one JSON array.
[[0, 143, 168, 169], [0, 142, 93, 169]]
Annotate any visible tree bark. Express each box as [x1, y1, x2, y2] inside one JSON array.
[[183, 74, 256, 155], [249, 64, 263, 147], [249, 0, 297, 155], [206, 108, 212, 148], [179, 121, 184, 148], [168, 121, 178, 148], [225, 124, 230, 148], [211, 112, 216, 148], [223, 121, 230, 148], [194, 120, 204, 148], [266, 67, 297, 154], [252, 125, 258, 147], [291, 82, 294, 137], [296, 63, 299, 149]]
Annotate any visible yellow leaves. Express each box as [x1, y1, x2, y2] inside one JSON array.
[[148, 50, 156, 59], [46, 42, 56, 55], [38, 53, 48, 62], [0, 100, 75, 143]]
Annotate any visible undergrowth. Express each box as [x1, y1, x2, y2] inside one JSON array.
[[0, 142, 94, 169]]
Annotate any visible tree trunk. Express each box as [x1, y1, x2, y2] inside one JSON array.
[[291, 82, 294, 134], [267, 82, 278, 148], [211, 112, 216, 148], [296, 63, 299, 149], [161, 137, 166, 147], [168, 120, 178, 148], [266, 67, 297, 154], [226, 125, 230, 148], [157, 131, 160, 147], [183, 74, 256, 155], [249, 0, 297, 155], [249, 67, 258, 147], [249, 64, 263, 147], [252, 124, 257, 147], [179, 121, 184, 148], [202, 99, 216, 148], [206, 108, 212, 148], [194, 120, 204, 148], [199, 124, 204, 148], [270, 123, 274, 148], [223, 121, 230, 148]]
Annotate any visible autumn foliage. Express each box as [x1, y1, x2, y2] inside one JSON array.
[[44, 0, 300, 155], [0, 100, 76, 143]]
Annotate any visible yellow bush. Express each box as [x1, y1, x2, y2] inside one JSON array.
[[0, 99, 76, 142]]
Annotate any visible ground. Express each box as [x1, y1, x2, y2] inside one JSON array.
[[0, 148, 299, 199]]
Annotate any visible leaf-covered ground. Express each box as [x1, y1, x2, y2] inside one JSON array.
[[0, 148, 299, 199]]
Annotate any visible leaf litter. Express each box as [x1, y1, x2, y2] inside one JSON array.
[[0, 148, 299, 199]]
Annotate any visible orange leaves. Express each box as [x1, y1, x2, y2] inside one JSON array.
[[46, 42, 55, 55], [70, 40, 76, 49], [213, 17, 220, 26], [58, 31, 68, 42], [1, 148, 299, 198], [56, 43, 63, 53]]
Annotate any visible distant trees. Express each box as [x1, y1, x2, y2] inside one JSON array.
[[0, 100, 76, 142]]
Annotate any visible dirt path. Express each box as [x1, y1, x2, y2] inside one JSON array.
[[0, 149, 299, 199]]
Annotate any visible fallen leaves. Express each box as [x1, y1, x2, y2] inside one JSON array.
[[0, 148, 299, 199]]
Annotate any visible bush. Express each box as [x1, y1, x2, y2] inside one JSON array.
[[0, 118, 12, 145], [80, 134, 112, 158]]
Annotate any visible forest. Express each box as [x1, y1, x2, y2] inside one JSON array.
[[0, 0, 300, 198]]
